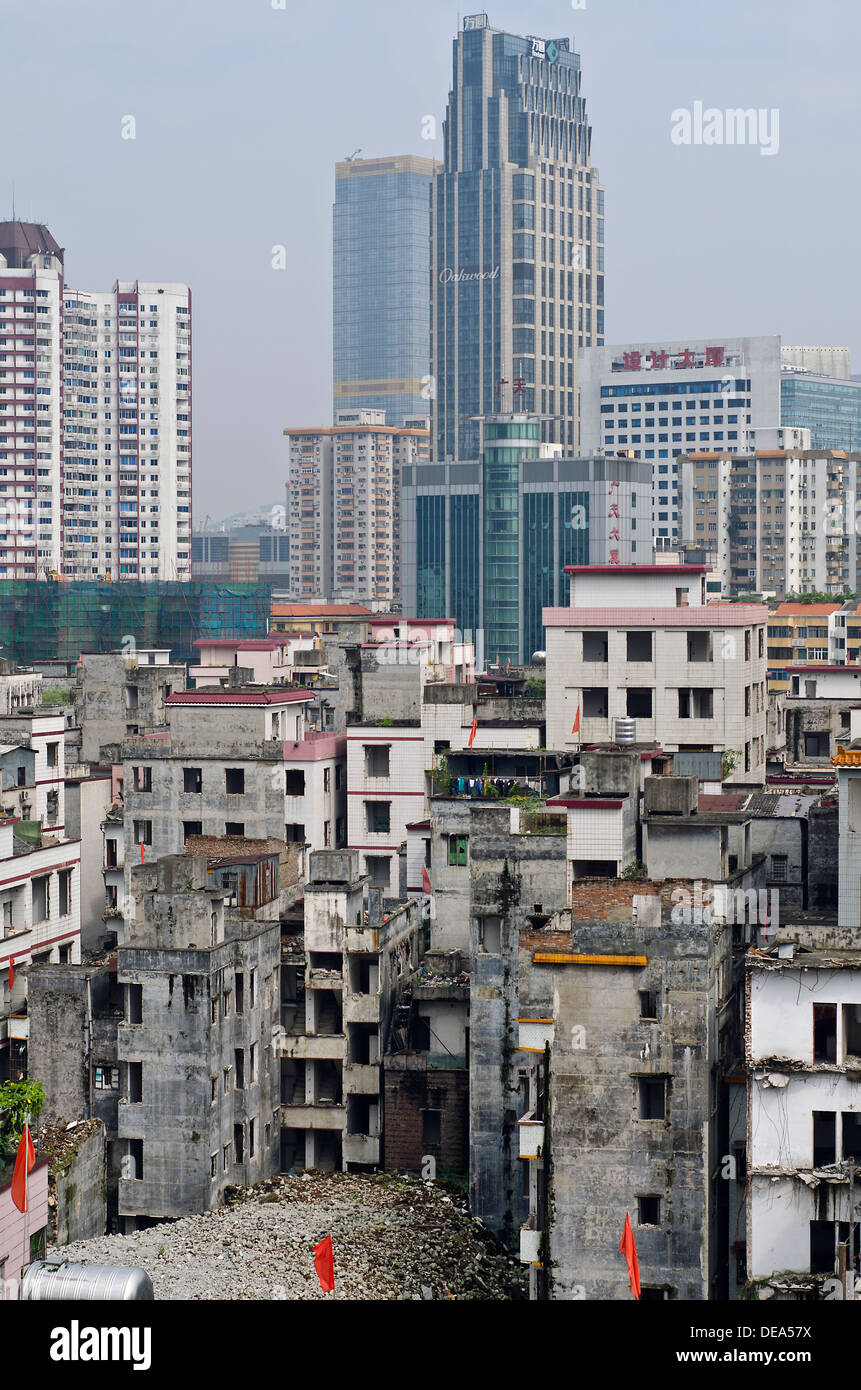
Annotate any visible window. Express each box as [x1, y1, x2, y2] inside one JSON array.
[[583, 631, 608, 661], [627, 688, 653, 718], [32, 875, 49, 923], [813, 1111, 836, 1166], [58, 868, 71, 916], [223, 1145, 230, 1173], [132, 765, 151, 792], [134, 820, 152, 845], [46, 741, 58, 767], [638, 991, 658, 1020], [583, 687, 608, 717], [234, 1123, 244, 1164], [250, 1043, 257, 1083], [249, 1118, 256, 1159], [637, 1196, 661, 1226], [627, 631, 652, 662], [127, 1061, 143, 1104], [225, 768, 245, 795], [211, 996, 219, 1026], [323, 767, 330, 793], [211, 1077, 218, 1105], [211, 1153, 217, 1179], [225, 822, 245, 837], [810, 1221, 861, 1274], [686, 632, 711, 662], [813, 1004, 837, 1062], [94, 1065, 119, 1090], [479, 915, 501, 952], [804, 733, 830, 757], [448, 835, 468, 867], [285, 823, 305, 843], [235, 973, 244, 1014], [223, 1067, 231, 1095], [844, 1004, 861, 1058], [770, 855, 788, 881], [126, 1139, 144, 1181], [365, 801, 390, 834], [249, 971, 256, 1008], [365, 744, 390, 777], [422, 1109, 442, 1145], [127, 983, 143, 1024], [285, 769, 305, 796], [234, 1049, 245, 1089], [843, 1112, 861, 1161], [678, 689, 713, 719], [638, 1077, 666, 1120], [365, 855, 390, 888], [183, 767, 202, 793], [183, 820, 202, 841]]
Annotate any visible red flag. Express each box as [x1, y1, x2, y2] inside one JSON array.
[[421, 863, 432, 895], [11, 1123, 35, 1214], [314, 1233, 335, 1294], [7, 957, 13, 992], [572, 704, 580, 736], [468, 716, 478, 748], [620, 1212, 641, 1299], [140, 841, 145, 863]]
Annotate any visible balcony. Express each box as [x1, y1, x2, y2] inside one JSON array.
[[518, 1112, 545, 1159], [8, 1015, 29, 1041], [343, 992, 380, 1025], [343, 1063, 380, 1094], [342, 1133, 379, 1165], [280, 1032, 343, 1061], [518, 1018, 554, 1052], [280, 1102, 345, 1131]]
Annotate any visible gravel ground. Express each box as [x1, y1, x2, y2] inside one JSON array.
[[54, 1172, 528, 1301]]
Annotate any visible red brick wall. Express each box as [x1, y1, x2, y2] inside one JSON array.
[[383, 1069, 468, 1176]]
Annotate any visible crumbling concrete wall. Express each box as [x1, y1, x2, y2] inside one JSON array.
[[48, 1120, 107, 1246], [383, 1062, 468, 1176], [807, 803, 838, 911]]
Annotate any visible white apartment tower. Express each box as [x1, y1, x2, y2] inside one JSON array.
[[0, 222, 191, 582], [283, 408, 429, 604]]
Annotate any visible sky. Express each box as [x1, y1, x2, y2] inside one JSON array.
[[3, 0, 860, 519]]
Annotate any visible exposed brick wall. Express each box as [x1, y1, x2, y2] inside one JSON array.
[[383, 1068, 468, 1175]]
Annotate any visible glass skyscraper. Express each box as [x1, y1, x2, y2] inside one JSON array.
[[780, 374, 861, 451], [333, 155, 437, 426], [431, 15, 605, 460]]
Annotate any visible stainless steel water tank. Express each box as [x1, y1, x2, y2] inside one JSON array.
[[531, 651, 546, 665], [20, 1259, 154, 1301], [614, 717, 637, 745]]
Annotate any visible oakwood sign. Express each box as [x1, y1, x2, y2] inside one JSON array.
[[438, 266, 500, 283]]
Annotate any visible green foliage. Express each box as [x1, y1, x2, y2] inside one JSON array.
[[40, 688, 71, 705], [784, 591, 854, 605], [435, 754, 451, 796], [620, 859, 647, 880], [0, 1079, 45, 1158], [721, 749, 741, 777], [525, 678, 546, 698], [375, 715, 394, 727]]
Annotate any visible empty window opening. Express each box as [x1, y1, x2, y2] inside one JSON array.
[[843, 1004, 861, 1059], [365, 744, 390, 777], [678, 689, 713, 719], [365, 855, 390, 888], [686, 631, 712, 662], [134, 820, 152, 845], [235, 973, 244, 1014], [814, 1004, 838, 1062], [235, 1049, 245, 1090], [583, 687, 608, 717], [813, 1111, 836, 1166], [127, 983, 143, 1025], [225, 768, 245, 794], [32, 875, 49, 923], [638, 1077, 666, 1120], [285, 823, 306, 843], [133, 765, 151, 791], [183, 767, 202, 793], [627, 688, 652, 718], [127, 1061, 143, 1104], [234, 1124, 244, 1164], [285, 769, 305, 796], [422, 1109, 442, 1146], [804, 733, 830, 758], [365, 801, 391, 834], [627, 632, 652, 662], [639, 991, 658, 1021], [637, 1195, 661, 1226], [843, 1112, 861, 1162], [225, 822, 245, 837], [58, 868, 71, 916], [583, 631, 608, 662], [125, 1139, 143, 1181], [480, 915, 502, 953], [183, 820, 202, 841]]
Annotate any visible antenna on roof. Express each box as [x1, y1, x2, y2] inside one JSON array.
[[344, 149, 362, 162], [11, 181, 14, 220]]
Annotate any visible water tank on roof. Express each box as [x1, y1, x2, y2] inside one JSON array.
[[614, 717, 636, 745], [531, 651, 546, 665], [20, 1259, 154, 1301]]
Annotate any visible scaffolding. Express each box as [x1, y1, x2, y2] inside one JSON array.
[[0, 580, 272, 665]]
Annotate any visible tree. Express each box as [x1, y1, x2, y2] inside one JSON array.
[[0, 1079, 44, 1159]]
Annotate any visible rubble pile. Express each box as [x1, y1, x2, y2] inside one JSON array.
[[56, 1172, 527, 1301]]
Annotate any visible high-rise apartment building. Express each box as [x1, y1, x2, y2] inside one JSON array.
[[0, 221, 191, 582], [333, 156, 437, 426], [283, 409, 429, 604], [431, 16, 605, 460]]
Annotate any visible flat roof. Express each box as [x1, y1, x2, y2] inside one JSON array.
[[564, 564, 707, 575], [192, 638, 288, 651], [785, 665, 861, 674]]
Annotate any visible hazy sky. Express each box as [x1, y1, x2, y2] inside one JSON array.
[[4, 0, 859, 518]]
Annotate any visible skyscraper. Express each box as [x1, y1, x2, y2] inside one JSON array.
[[0, 221, 192, 582], [431, 15, 605, 461], [333, 155, 437, 426]]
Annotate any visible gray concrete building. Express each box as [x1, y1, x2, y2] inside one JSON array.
[[77, 651, 186, 765]]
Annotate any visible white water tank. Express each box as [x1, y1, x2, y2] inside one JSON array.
[[614, 717, 637, 745]]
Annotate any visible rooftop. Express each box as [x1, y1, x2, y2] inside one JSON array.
[[164, 688, 313, 707], [564, 564, 707, 575]]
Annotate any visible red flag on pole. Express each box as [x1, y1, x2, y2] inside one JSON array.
[[314, 1233, 335, 1294], [572, 705, 580, 736], [140, 841, 145, 863], [7, 957, 13, 992], [421, 863, 432, 895], [620, 1212, 641, 1299], [468, 716, 478, 748], [11, 1123, 35, 1214]]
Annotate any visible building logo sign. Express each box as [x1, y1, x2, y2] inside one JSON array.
[[528, 37, 562, 60], [438, 265, 500, 284], [611, 346, 729, 372]]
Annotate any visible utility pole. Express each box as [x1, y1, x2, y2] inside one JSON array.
[[850, 1157, 856, 1300]]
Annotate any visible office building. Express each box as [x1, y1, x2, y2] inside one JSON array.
[[333, 155, 437, 426], [283, 409, 429, 605], [431, 16, 605, 459], [192, 525, 290, 587], [402, 413, 648, 665], [781, 345, 850, 380]]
